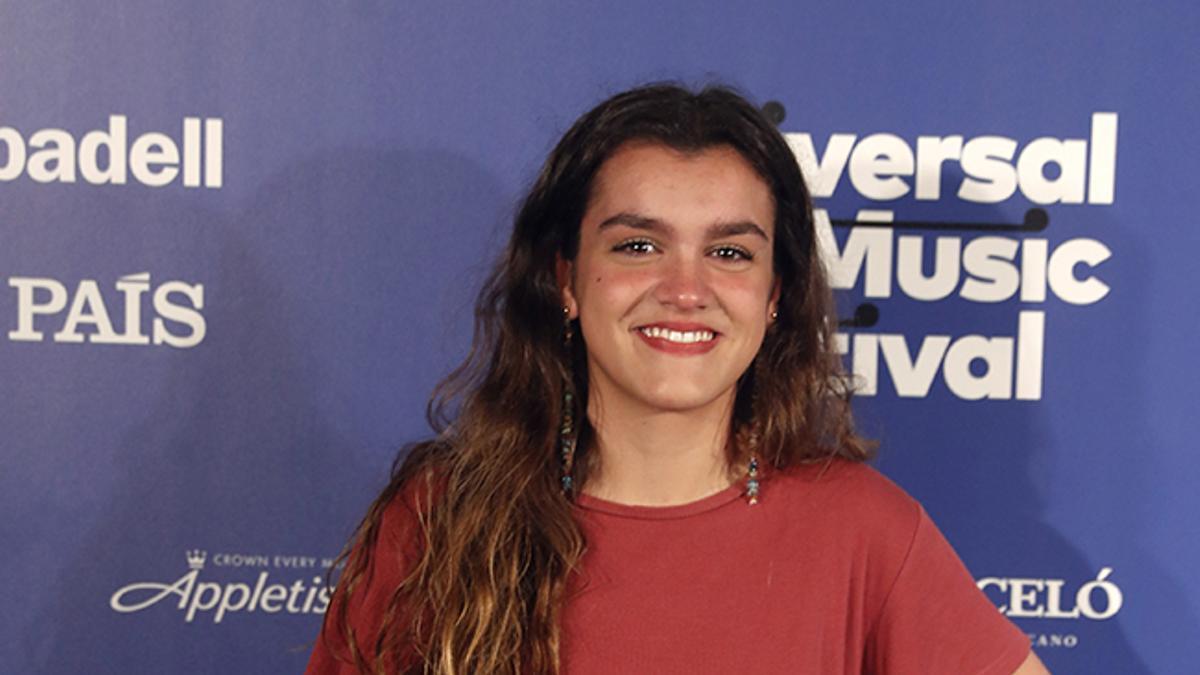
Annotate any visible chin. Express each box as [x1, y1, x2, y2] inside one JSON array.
[[639, 382, 732, 414]]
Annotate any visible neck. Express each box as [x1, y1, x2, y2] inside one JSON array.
[[581, 388, 741, 507]]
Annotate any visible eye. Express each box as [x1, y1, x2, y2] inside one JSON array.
[[710, 245, 753, 262], [612, 238, 658, 256]]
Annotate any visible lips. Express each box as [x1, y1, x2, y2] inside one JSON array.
[[633, 321, 720, 355]]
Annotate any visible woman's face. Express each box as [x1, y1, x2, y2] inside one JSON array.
[[559, 141, 779, 418]]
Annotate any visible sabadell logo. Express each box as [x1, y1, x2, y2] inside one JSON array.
[[0, 115, 222, 188]]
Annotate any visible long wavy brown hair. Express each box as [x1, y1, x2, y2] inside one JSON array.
[[320, 83, 873, 674]]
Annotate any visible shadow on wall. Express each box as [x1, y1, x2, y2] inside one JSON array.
[[23, 146, 507, 674], [833, 164, 1170, 673]]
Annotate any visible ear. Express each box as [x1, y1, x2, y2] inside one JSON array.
[[556, 255, 579, 319], [768, 277, 782, 323]]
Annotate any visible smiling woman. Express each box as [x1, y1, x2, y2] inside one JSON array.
[[306, 84, 1049, 674]]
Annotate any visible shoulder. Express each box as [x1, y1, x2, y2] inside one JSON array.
[[761, 458, 928, 580], [768, 458, 922, 535], [374, 466, 445, 560]]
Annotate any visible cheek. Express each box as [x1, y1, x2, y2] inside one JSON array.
[[729, 275, 776, 310], [577, 266, 654, 315]]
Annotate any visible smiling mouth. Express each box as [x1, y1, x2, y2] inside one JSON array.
[[635, 326, 718, 344]]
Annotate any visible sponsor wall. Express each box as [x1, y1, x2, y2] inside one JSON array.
[[2, 3, 1196, 673]]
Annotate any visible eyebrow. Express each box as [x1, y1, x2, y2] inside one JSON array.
[[596, 212, 770, 241]]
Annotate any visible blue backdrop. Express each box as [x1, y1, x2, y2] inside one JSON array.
[[2, 2, 1196, 673]]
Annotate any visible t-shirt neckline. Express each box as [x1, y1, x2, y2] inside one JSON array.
[[572, 479, 748, 520]]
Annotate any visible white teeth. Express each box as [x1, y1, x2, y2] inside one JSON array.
[[638, 326, 716, 343]]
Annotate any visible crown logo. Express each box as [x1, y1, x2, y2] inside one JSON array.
[[186, 550, 207, 570]]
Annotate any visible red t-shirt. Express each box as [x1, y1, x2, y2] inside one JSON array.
[[307, 460, 1030, 674]]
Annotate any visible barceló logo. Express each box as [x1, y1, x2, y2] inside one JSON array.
[[977, 568, 1124, 621]]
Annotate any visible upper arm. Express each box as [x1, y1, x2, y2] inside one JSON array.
[[305, 484, 430, 674], [866, 506, 1031, 674], [1012, 650, 1051, 675]]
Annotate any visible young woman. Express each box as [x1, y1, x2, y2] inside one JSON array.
[[306, 84, 1049, 674]]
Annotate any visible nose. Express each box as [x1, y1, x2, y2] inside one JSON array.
[[653, 254, 711, 310]]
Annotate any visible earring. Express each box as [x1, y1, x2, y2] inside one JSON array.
[[742, 357, 764, 505], [746, 457, 760, 505], [769, 308, 778, 322], [560, 390, 576, 494], [560, 306, 577, 495]]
